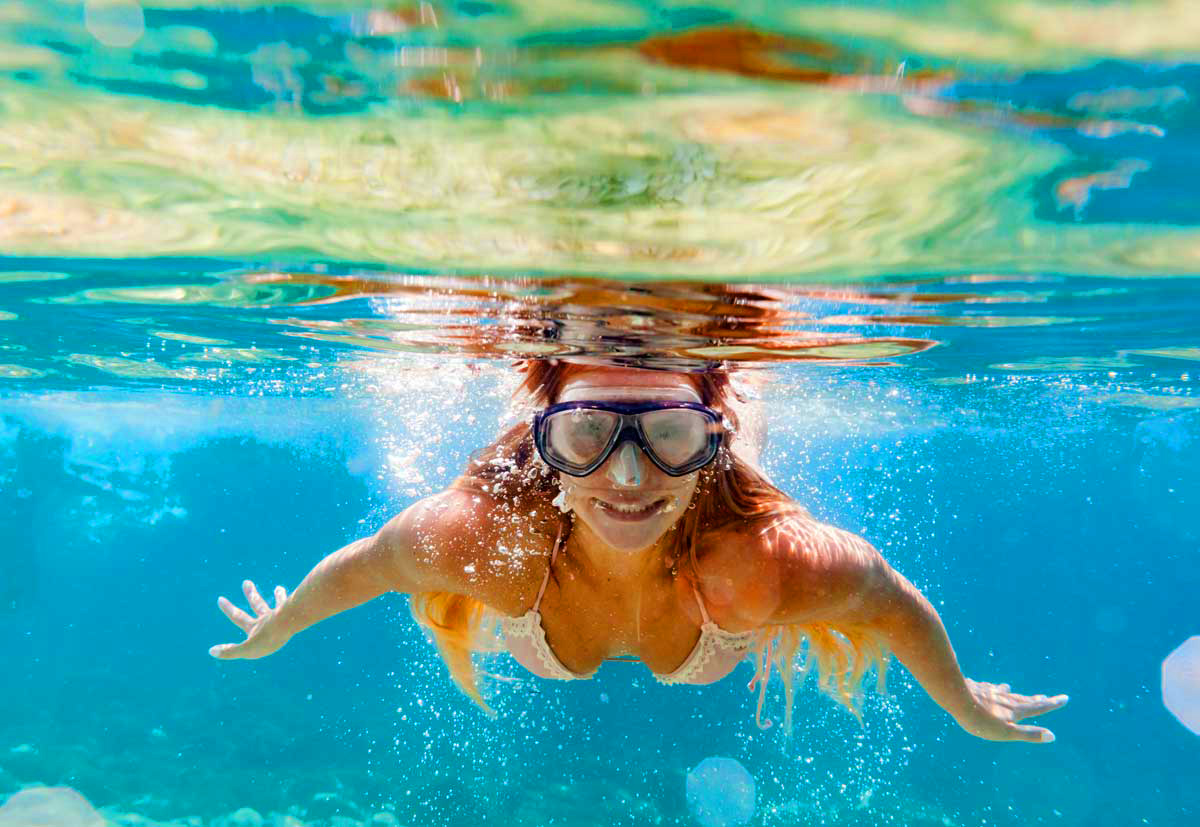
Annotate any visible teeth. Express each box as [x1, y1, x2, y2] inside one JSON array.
[[610, 502, 649, 512], [598, 498, 665, 514]]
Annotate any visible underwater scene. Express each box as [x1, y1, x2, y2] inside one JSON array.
[[1, 1, 1199, 825]]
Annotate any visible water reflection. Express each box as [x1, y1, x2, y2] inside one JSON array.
[[2, 267, 1192, 390], [3, 0, 1200, 275], [69, 272, 944, 371]]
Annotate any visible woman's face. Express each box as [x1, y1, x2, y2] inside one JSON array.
[[553, 368, 704, 553]]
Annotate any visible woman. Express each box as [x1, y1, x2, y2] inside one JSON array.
[[211, 359, 1067, 741]]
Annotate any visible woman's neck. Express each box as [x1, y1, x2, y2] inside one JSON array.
[[567, 518, 674, 587]]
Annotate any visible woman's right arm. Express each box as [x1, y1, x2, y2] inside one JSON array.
[[209, 490, 500, 660]]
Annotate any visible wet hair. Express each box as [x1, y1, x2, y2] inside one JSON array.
[[411, 360, 888, 729]]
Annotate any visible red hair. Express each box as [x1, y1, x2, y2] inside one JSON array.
[[411, 360, 887, 729]]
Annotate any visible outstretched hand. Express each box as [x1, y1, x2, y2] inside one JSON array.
[[210, 580, 292, 660], [960, 679, 1069, 743]]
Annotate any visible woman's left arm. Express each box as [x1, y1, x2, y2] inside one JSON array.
[[715, 516, 1068, 743]]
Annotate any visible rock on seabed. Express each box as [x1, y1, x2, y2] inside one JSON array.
[[0, 786, 107, 827]]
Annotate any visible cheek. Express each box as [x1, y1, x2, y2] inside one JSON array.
[[659, 474, 700, 515], [556, 474, 597, 511], [676, 472, 700, 497]]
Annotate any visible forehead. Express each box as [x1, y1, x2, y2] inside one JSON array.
[[558, 367, 700, 401]]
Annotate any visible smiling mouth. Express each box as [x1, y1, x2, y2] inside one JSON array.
[[592, 497, 670, 521]]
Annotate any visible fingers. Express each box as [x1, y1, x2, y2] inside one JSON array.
[[1008, 723, 1055, 744], [1010, 692, 1070, 720], [214, 581, 285, 661], [244, 580, 270, 615], [1020, 693, 1070, 718], [1005, 691, 1068, 742], [209, 642, 241, 659], [218, 596, 254, 632]]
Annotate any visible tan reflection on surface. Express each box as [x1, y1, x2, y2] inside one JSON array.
[[61, 268, 1191, 374], [1005, 0, 1200, 59], [66, 353, 216, 380], [1122, 347, 1200, 363], [990, 356, 1135, 372], [0, 364, 45, 379], [1, 1, 1198, 277], [151, 331, 235, 346], [820, 314, 1090, 328], [0, 75, 1064, 278], [241, 273, 943, 367], [787, 0, 1200, 67], [1100, 393, 1200, 411], [1054, 160, 1151, 218]]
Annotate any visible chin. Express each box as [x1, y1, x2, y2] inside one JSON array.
[[592, 524, 670, 553]]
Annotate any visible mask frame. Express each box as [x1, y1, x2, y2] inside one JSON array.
[[532, 400, 724, 478]]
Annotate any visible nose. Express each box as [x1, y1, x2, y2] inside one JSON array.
[[605, 440, 644, 488]]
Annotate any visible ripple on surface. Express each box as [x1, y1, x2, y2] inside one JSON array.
[[0, 364, 44, 379]]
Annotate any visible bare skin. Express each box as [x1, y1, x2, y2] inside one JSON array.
[[212, 366, 1067, 743]]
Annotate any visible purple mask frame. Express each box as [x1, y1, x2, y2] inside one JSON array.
[[532, 400, 724, 477]]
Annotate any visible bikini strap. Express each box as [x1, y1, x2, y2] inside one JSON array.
[[532, 520, 565, 612], [690, 581, 712, 625]]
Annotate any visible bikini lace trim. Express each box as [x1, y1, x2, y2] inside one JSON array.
[[502, 610, 589, 681], [653, 622, 757, 685]]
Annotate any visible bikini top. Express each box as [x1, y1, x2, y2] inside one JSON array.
[[500, 524, 758, 684]]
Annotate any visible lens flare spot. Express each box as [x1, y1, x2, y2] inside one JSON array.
[[686, 756, 756, 827], [1163, 636, 1200, 735]]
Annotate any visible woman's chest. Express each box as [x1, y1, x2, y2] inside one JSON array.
[[536, 575, 705, 675]]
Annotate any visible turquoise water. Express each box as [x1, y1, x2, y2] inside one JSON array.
[[1, 2, 1199, 826]]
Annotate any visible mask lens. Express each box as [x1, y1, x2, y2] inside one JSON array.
[[543, 408, 620, 470], [638, 408, 713, 469]]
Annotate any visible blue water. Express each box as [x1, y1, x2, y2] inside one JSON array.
[[1, 2, 1199, 826]]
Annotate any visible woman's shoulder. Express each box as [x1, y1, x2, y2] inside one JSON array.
[[690, 506, 871, 626], [686, 508, 797, 624], [389, 486, 560, 614], [696, 505, 814, 561]]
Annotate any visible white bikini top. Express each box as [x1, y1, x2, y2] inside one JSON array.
[[500, 524, 758, 684]]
